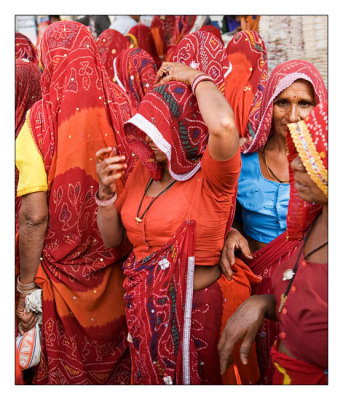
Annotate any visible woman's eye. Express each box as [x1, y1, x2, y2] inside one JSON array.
[[274, 99, 288, 106], [299, 100, 314, 107]]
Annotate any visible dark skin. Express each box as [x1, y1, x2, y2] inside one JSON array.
[[96, 62, 239, 291], [220, 79, 316, 279], [16, 192, 49, 334], [218, 154, 328, 374]]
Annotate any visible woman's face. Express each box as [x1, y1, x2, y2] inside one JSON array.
[[290, 155, 327, 205], [272, 79, 316, 138], [145, 135, 168, 163]]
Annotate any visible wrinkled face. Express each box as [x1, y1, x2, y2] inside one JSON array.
[[290, 155, 327, 205], [272, 79, 316, 138], [145, 135, 168, 163]]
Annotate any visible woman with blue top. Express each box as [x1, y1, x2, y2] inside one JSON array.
[[220, 60, 327, 384]]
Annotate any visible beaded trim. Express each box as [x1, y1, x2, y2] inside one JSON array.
[[288, 120, 327, 196], [182, 255, 195, 385], [126, 113, 201, 182]]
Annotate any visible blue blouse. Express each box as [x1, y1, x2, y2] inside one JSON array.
[[237, 152, 290, 244]]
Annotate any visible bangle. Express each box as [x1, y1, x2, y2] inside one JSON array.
[[191, 73, 215, 94], [16, 276, 38, 294], [95, 190, 117, 207]]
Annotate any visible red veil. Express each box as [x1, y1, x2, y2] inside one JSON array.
[[24, 20, 134, 384]]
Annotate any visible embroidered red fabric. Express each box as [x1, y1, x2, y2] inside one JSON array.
[[114, 47, 157, 111], [15, 32, 39, 66], [96, 28, 131, 80], [199, 25, 223, 44], [286, 100, 328, 240], [172, 31, 230, 93], [15, 59, 42, 137], [224, 30, 268, 138]]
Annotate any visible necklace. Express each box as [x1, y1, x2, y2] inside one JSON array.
[[262, 142, 289, 184], [135, 177, 177, 224], [279, 216, 328, 312]]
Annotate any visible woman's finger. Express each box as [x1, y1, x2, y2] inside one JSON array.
[[239, 239, 253, 259], [218, 330, 235, 374], [101, 155, 126, 166], [95, 147, 113, 162], [103, 163, 127, 175], [239, 334, 254, 365], [220, 253, 233, 281]]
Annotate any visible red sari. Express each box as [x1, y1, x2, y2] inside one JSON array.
[[120, 34, 261, 383], [15, 32, 39, 66], [239, 61, 327, 384], [127, 24, 161, 68], [114, 48, 157, 111], [19, 20, 135, 384], [96, 28, 131, 80]]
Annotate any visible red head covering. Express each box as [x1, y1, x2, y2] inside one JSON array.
[[114, 48, 157, 111], [26, 20, 133, 384], [124, 82, 208, 181], [164, 16, 196, 61], [124, 32, 229, 181], [199, 25, 223, 44], [96, 28, 131, 80], [33, 21, 133, 180], [127, 24, 161, 68], [241, 59, 327, 154], [172, 31, 230, 93], [15, 32, 39, 66], [286, 101, 328, 240], [224, 30, 268, 137], [15, 59, 42, 137]]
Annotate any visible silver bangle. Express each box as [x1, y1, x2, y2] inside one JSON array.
[[95, 190, 117, 207]]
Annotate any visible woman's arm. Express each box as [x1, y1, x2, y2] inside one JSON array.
[[218, 294, 277, 374], [154, 62, 239, 161], [17, 191, 48, 334], [95, 147, 126, 248], [18, 192, 48, 283]]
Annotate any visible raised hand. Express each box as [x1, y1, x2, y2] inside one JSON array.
[[95, 147, 127, 200]]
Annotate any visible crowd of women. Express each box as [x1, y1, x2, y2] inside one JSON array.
[[15, 15, 328, 385]]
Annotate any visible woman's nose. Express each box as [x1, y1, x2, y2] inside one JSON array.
[[287, 104, 299, 123]]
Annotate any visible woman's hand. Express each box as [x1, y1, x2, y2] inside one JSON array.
[[154, 62, 202, 87], [16, 293, 37, 336], [218, 295, 275, 374], [95, 147, 127, 200], [220, 228, 253, 280]]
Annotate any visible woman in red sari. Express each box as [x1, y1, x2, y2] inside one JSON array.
[[96, 28, 131, 81], [219, 100, 328, 385], [127, 24, 161, 68], [221, 59, 327, 383], [113, 48, 157, 112], [15, 21, 135, 384], [15, 32, 39, 66], [96, 31, 260, 385]]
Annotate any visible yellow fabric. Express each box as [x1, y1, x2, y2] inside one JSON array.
[[16, 115, 48, 196]]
